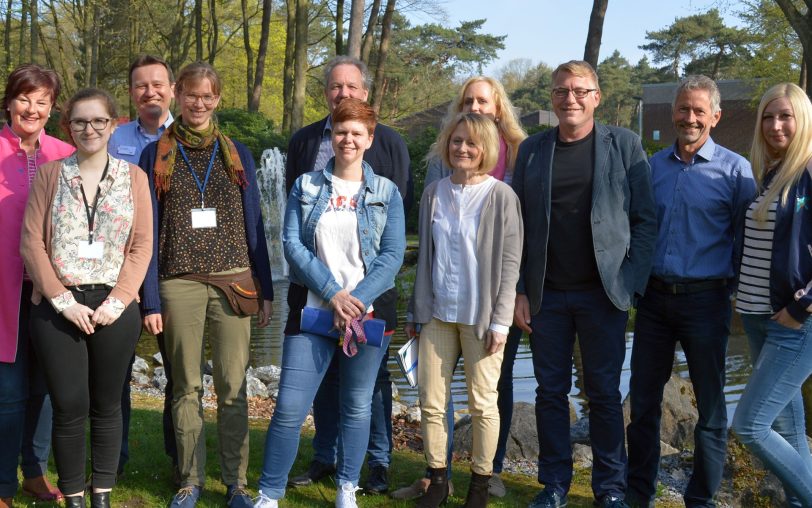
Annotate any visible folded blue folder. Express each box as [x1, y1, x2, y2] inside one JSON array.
[[300, 306, 385, 347]]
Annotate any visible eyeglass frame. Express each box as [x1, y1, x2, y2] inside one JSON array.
[[69, 117, 112, 132], [551, 87, 598, 99], [181, 93, 219, 106]]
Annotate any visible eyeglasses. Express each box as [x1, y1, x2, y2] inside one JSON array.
[[552, 88, 597, 99], [69, 118, 111, 132], [182, 94, 218, 105]]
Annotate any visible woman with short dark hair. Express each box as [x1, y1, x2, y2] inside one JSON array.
[[0, 63, 74, 507]]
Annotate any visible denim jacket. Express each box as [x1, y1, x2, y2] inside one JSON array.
[[283, 159, 406, 310]]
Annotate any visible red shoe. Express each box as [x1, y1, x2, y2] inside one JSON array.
[[21, 475, 63, 501]]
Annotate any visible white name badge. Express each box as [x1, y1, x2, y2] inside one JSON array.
[[77, 241, 104, 259], [191, 208, 217, 228], [117, 145, 137, 156]]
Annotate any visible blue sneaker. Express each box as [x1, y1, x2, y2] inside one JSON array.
[[169, 486, 201, 508], [226, 485, 254, 508], [528, 488, 568, 508]]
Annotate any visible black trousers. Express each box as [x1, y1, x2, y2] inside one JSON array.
[[30, 288, 140, 495]]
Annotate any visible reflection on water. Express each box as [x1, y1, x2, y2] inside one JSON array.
[[135, 281, 753, 421]]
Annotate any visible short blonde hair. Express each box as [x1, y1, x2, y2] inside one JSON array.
[[750, 82, 812, 221], [551, 60, 600, 91], [437, 113, 500, 175]]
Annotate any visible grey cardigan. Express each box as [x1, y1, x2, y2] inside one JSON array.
[[409, 178, 524, 339]]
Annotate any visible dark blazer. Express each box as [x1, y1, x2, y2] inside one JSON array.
[[283, 115, 412, 333], [139, 140, 274, 316], [512, 122, 657, 314]]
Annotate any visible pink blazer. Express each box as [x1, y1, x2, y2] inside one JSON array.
[[0, 123, 74, 363]]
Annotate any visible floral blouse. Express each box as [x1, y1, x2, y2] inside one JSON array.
[[49, 154, 134, 299]]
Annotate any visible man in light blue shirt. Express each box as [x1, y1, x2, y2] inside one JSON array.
[[110, 54, 175, 481], [626, 75, 756, 508], [109, 55, 174, 164]]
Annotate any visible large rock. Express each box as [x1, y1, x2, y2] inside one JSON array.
[[132, 356, 150, 374], [250, 365, 282, 384], [718, 431, 788, 507], [246, 374, 269, 398], [622, 373, 698, 450], [452, 401, 577, 461]]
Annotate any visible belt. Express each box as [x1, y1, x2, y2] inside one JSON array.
[[66, 284, 109, 292], [647, 277, 727, 295]]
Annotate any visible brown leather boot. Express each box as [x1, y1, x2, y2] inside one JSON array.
[[21, 475, 63, 501], [463, 472, 491, 508], [416, 467, 448, 508]]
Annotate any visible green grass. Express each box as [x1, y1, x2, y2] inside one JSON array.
[[12, 394, 682, 507]]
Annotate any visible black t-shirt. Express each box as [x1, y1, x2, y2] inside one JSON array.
[[545, 129, 602, 290]]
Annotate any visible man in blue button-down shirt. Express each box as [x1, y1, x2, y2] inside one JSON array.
[[626, 75, 756, 508], [108, 54, 176, 481]]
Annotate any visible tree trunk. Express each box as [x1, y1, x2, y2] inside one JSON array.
[[45, 0, 71, 95], [334, 0, 343, 55], [249, 0, 272, 112], [360, 0, 380, 64], [345, 0, 363, 58], [18, 0, 28, 67], [291, 0, 309, 133], [89, 2, 100, 86], [583, 0, 609, 69], [241, 0, 253, 108], [29, 0, 38, 63], [208, 0, 218, 64], [4, 0, 12, 73], [370, 0, 394, 112], [801, 52, 808, 92], [282, 0, 296, 132], [194, 0, 203, 61]]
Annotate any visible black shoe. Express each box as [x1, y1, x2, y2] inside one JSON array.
[[462, 472, 490, 508], [65, 494, 86, 508], [417, 467, 448, 508], [528, 488, 568, 508], [90, 491, 111, 508], [364, 465, 389, 494], [594, 495, 629, 508], [287, 460, 336, 487]]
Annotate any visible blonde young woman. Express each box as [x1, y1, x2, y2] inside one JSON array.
[[732, 82, 812, 507], [407, 113, 523, 508]]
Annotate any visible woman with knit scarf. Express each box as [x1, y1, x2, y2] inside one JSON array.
[[138, 62, 274, 508]]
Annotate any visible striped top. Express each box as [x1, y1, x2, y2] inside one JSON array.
[[736, 188, 778, 314]]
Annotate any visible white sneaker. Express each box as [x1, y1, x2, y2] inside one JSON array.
[[253, 491, 278, 508], [335, 482, 361, 508]]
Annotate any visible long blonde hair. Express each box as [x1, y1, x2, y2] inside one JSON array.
[[428, 76, 527, 170], [750, 82, 812, 221]]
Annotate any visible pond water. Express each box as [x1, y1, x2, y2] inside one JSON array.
[[135, 281, 753, 421]]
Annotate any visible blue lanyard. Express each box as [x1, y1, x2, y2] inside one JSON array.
[[177, 139, 219, 207]]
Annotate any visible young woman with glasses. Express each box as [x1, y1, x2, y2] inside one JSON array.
[[20, 87, 153, 508]]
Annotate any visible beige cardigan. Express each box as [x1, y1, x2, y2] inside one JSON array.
[[20, 158, 153, 308], [409, 179, 524, 339]]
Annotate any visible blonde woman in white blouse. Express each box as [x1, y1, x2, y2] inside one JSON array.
[[406, 113, 523, 508], [20, 88, 152, 508]]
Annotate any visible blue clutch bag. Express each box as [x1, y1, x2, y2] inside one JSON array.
[[300, 306, 386, 347]]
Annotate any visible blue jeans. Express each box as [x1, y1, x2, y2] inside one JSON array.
[[0, 281, 53, 498], [311, 349, 393, 468], [257, 332, 390, 499], [626, 286, 730, 507], [733, 313, 812, 507], [493, 325, 524, 473], [529, 287, 628, 500]]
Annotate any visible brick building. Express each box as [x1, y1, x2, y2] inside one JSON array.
[[642, 80, 759, 155]]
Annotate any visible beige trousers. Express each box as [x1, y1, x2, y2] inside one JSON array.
[[417, 318, 504, 475]]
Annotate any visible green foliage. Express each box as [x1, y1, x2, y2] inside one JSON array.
[[403, 126, 438, 233], [217, 108, 288, 163], [640, 9, 752, 80]]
